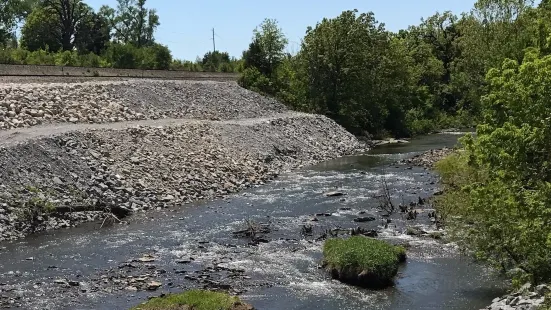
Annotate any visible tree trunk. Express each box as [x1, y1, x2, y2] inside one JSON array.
[[61, 32, 72, 51]]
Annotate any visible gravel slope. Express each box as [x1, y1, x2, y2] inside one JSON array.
[[0, 80, 286, 130], [0, 80, 365, 241]]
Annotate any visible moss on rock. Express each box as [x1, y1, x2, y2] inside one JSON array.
[[323, 236, 406, 289]]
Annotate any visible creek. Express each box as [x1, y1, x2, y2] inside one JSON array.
[[0, 133, 506, 310]]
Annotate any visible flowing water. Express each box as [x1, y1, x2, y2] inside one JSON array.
[[0, 133, 506, 310]]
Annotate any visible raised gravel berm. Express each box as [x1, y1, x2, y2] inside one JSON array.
[[0, 80, 286, 130], [0, 113, 365, 241]]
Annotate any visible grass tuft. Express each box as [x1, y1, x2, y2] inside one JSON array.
[[130, 290, 245, 310], [323, 236, 406, 288]]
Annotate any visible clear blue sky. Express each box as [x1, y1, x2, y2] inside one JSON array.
[[86, 0, 477, 61]]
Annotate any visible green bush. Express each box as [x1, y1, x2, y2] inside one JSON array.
[[405, 109, 437, 135], [238, 67, 272, 94], [54, 50, 80, 66], [104, 43, 138, 69], [434, 151, 479, 229], [136, 44, 172, 70], [129, 290, 245, 310], [323, 236, 406, 288], [10, 48, 29, 64], [0, 48, 15, 64], [25, 49, 55, 65], [78, 53, 102, 68], [542, 293, 551, 310]]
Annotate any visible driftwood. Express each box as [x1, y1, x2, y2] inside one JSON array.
[[52, 202, 132, 218]]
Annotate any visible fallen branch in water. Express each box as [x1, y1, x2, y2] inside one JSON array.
[[375, 175, 395, 215], [52, 201, 132, 219]]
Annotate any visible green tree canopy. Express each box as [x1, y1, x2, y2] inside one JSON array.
[[20, 7, 62, 51], [0, 0, 36, 46], [110, 0, 159, 47], [245, 18, 288, 76], [297, 10, 415, 136], [74, 9, 110, 54], [42, 0, 90, 51], [441, 49, 551, 284]]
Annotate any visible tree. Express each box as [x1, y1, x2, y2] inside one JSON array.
[[42, 0, 90, 51], [111, 0, 159, 47], [449, 0, 538, 116], [0, 0, 37, 45], [243, 39, 269, 75], [74, 10, 110, 54], [536, 0, 551, 55], [247, 18, 288, 76], [297, 10, 396, 135], [405, 12, 461, 112], [139, 43, 171, 69], [20, 7, 62, 51]]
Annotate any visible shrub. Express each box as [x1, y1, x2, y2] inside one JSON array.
[[25, 49, 55, 65], [10, 48, 29, 64], [323, 236, 406, 288], [238, 67, 272, 94], [136, 44, 172, 70], [542, 293, 551, 310], [77, 53, 102, 68], [149, 44, 172, 70], [54, 50, 79, 66], [434, 151, 478, 232], [0, 48, 15, 64], [105, 43, 138, 69], [129, 290, 247, 310]]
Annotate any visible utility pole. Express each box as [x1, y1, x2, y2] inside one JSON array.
[[212, 28, 216, 53]]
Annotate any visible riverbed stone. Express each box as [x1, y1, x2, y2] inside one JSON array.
[[354, 216, 376, 222], [147, 281, 162, 290], [536, 284, 549, 295], [325, 191, 345, 197]]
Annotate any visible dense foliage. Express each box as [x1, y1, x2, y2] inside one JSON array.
[[429, 0, 551, 286], [0, 0, 239, 72], [239, 1, 551, 137], [437, 49, 551, 285], [428, 1, 551, 290]]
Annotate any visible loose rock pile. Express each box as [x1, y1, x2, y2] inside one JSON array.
[[0, 80, 286, 130], [482, 284, 549, 310], [400, 148, 454, 168], [0, 79, 364, 241]]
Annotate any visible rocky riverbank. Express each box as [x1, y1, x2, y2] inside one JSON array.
[[0, 80, 365, 241], [400, 147, 454, 168], [481, 284, 549, 310]]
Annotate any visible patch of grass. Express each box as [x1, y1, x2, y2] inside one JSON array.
[[323, 236, 406, 288], [130, 290, 244, 310], [541, 292, 551, 310]]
